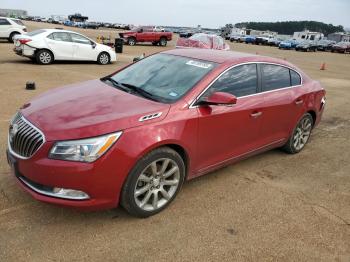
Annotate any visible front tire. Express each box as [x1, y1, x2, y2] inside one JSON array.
[[36, 49, 54, 65], [97, 52, 110, 65], [282, 113, 313, 154], [121, 147, 185, 218], [127, 37, 136, 46]]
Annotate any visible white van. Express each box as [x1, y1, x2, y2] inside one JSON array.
[[0, 17, 27, 42]]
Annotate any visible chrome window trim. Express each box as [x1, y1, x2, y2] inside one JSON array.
[[189, 61, 303, 109], [7, 114, 46, 160]]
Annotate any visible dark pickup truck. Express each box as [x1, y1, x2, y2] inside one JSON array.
[[119, 26, 172, 46]]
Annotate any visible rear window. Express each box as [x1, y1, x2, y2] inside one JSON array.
[[11, 19, 24, 26], [26, 29, 46, 36]]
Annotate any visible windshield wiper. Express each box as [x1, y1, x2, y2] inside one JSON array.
[[120, 82, 159, 102], [101, 77, 130, 93], [101, 77, 159, 102]]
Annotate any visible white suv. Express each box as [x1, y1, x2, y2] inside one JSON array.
[[0, 17, 27, 42]]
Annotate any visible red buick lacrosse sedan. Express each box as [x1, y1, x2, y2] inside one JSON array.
[[7, 49, 325, 217]]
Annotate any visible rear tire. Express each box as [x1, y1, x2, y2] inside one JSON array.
[[36, 49, 54, 65], [121, 147, 185, 218], [159, 37, 167, 47], [282, 113, 313, 154], [97, 52, 110, 65]]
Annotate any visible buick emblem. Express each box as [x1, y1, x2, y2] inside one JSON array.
[[9, 123, 19, 142]]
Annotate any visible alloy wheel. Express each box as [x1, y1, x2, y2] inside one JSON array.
[[134, 158, 180, 211], [39, 52, 52, 64], [99, 53, 109, 64], [293, 117, 312, 151]]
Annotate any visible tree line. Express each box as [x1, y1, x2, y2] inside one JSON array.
[[233, 21, 344, 36]]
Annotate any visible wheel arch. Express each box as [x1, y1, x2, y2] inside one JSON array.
[[307, 110, 317, 127], [10, 31, 21, 36], [135, 140, 191, 180], [35, 48, 55, 60]]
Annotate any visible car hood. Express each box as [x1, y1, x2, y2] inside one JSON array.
[[119, 31, 134, 38], [21, 79, 170, 141]]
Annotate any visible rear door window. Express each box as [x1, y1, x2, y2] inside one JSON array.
[[50, 32, 72, 42], [262, 64, 291, 91], [0, 18, 11, 25], [205, 64, 258, 97], [290, 70, 301, 86]]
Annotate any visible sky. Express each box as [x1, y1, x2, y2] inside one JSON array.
[[1, 0, 350, 28]]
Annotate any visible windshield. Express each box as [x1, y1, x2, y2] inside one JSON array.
[[26, 29, 46, 36], [107, 54, 217, 103]]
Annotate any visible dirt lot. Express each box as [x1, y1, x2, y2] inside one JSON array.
[[0, 21, 349, 261]]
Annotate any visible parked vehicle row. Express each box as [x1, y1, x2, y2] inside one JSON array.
[[229, 32, 349, 53], [13, 29, 116, 65]]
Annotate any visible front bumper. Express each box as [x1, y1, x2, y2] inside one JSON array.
[[109, 50, 117, 62], [6, 140, 131, 211]]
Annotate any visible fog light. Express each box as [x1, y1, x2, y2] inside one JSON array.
[[52, 188, 90, 200]]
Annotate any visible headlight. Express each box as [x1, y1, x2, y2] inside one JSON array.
[[49, 132, 122, 162]]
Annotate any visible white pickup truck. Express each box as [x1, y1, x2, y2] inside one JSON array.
[[0, 17, 27, 42]]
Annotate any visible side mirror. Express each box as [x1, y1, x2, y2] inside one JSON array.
[[91, 42, 96, 49], [138, 28, 143, 33], [197, 92, 237, 106]]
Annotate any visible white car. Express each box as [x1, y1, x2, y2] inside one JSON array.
[[0, 17, 27, 42], [13, 29, 117, 65]]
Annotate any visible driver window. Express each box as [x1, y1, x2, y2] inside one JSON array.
[[203, 64, 258, 98]]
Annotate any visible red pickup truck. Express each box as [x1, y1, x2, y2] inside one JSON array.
[[119, 26, 172, 46]]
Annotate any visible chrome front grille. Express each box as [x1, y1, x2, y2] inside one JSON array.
[[8, 112, 45, 158]]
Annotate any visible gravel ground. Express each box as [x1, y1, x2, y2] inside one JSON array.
[[0, 21, 349, 261]]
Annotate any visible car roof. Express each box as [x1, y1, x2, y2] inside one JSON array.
[[163, 48, 259, 64], [162, 48, 294, 68]]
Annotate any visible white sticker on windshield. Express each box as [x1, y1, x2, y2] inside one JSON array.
[[186, 60, 212, 69], [169, 91, 178, 97]]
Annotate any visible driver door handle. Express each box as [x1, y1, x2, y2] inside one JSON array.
[[251, 111, 262, 118]]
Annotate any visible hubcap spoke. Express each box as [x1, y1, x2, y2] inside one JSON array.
[[160, 159, 170, 174], [140, 191, 152, 207], [163, 166, 178, 178], [163, 179, 179, 186], [160, 188, 171, 200], [135, 184, 151, 197], [152, 192, 158, 209], [139, 174, 151, 182], [150, 161, 158, 175]]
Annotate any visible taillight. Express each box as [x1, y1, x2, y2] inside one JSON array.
[[19, 39, 31, 44]]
